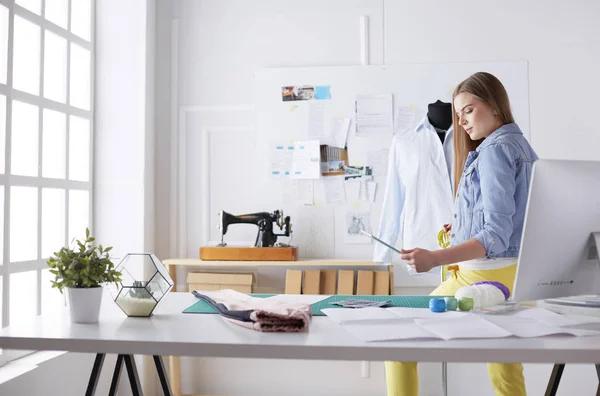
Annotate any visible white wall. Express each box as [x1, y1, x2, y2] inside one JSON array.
[[154, 1, 600, 395], [0, 0, 157, 395]]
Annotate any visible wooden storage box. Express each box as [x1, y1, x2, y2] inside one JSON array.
[[187, 272, 254, 293]]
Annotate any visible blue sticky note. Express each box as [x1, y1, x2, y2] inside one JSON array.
[[315, 86, 331, 100]]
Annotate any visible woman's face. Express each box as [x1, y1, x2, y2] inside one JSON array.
[[454, 92, 501, 140]]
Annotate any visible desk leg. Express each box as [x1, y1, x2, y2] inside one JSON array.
[[124, 355, 143, 396], [85, 353, 106, 396], [154, 356, 173, 396], [169, 356, 182, 396], [544, 364, 565, 396], [596, 364, 600, 396], [108, 355, 125, 396]]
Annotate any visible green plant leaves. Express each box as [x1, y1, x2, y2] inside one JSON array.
[[45, 227, 122, 293]]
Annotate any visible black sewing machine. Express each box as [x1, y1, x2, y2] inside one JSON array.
[[217, 210, 292, 248]]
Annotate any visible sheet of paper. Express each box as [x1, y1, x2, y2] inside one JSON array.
[[414, 315, 513, 340], [328, 117, 351, 148], [268, 143, 293, 178], [321, 307, 397, 324], [482, 315, 596, 338], [395, 106, 426, 134], [342, 320, 439, 342], [291, 140, 321, 179], [366, 149, 389, 177], [322, 175, 345, 204], [308, 102, 325, 138], [387, 307, 468, 320], [344, 208, 371, 244], [345, 180, 361, 201], [355, 94, 393, 136], [513, 307, 583, 327], [359, 181, 377, 203], [281, 179, 314, 205]]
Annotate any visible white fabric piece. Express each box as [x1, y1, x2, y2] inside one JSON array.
[[455, 284, 506, 309], [374, 116, 454, 275]]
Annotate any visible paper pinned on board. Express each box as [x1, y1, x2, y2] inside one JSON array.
[[322, 175, 345, 204], [366, 149, 389, 177], [291, 140, 321, 179], [355, 94, 393, 136], [395, 106, 426, 134], [344, 204, 371, 244], [282, 179, 314, 205], [327, 117, 351, 148], [308, 102, 325, 139], [359, 181, 377, 203], [269, 142, 293, 178]]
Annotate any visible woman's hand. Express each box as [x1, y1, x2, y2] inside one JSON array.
[[400, 248, 440, 273], [443, 223, 452, 235]]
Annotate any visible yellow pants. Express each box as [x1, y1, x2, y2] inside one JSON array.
[[385, 264, 526, 396]]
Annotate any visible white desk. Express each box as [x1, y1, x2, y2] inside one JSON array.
[[1, 293, 600, 395]]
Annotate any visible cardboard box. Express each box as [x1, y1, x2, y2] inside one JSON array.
[[187, 272, 254, 294], [188, 283, 252, 293]]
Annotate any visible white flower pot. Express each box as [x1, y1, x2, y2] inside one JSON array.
[[67, 287, 103, 323]]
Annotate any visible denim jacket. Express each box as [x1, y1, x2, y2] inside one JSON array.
[[451, 123, 538, 259]]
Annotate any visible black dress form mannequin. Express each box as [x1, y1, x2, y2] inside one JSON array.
[[427, 100, 452, 143]]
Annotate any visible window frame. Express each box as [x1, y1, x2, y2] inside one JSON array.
[[0, 0, 94, 366]]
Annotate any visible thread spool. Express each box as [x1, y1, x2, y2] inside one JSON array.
[[429, 297, 446, 313], [444, 296, 458, 311], [458, 297, 474, 311]]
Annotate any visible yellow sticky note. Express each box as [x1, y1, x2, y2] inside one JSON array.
[[353, 202, 361, 209], [409, 104, 416, 110], [289, 105, 298, 112], [448, 85, 457, 95], [314, 202, 323, 208]]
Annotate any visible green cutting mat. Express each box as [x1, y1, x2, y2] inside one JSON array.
[[183, 294, 448, 316]]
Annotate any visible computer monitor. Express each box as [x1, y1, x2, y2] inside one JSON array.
[[512, 159, 600, 302]]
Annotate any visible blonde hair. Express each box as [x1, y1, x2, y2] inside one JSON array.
[[452, 72, 515, 195]]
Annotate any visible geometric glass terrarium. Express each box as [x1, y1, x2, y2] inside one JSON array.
[[108, 253, 174, 317]]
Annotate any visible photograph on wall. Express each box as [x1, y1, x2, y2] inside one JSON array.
[[282, 85, 315, 101]]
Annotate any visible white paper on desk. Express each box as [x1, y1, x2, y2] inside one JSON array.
[[269, 142, 293, 178], [291, 140, 321, 179], [355, 94, 393, 136], [359, 181, 377, 203], [415, 315, 513, 340], [322, 175, 345, 204], [327, 117, 351, 148], [513, 307, 583, 327], [321, 307, 397, 324], [343, 320, 440, 342], [388, 307, 468, 320], [366, 149, 389, 177], [482, 315, 596, 338], [308, 102, 325, 139]]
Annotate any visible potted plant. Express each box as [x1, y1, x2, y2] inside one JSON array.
[[47, 228, 122, 323]]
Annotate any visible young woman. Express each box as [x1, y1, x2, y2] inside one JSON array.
[[386, 72, 538, 396]]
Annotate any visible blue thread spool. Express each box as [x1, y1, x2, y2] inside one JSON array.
[[429, 297, 446, 313], [444, 297, 458, 311]]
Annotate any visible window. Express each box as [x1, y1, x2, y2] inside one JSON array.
[[0, 0, 93, 367]]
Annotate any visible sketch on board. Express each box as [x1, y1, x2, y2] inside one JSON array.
[[345, 211, 371, 244]]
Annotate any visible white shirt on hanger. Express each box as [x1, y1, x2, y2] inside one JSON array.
[[373, 116, 454, 275]]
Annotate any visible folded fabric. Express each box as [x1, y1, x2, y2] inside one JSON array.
[[192, 289, 312, 332]]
